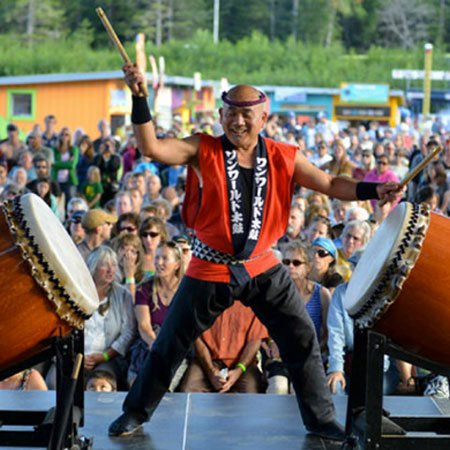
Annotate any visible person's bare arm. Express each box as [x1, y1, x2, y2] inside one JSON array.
[[294, 150, 403, 203], [194, 337, 225, 391], [135, 305, 157, 347], [123, 62, 200, 167]]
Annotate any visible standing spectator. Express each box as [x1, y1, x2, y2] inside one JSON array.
[[27, 129, 53, 164], [114, 212, 140, 237], [81, 166, 103, 209], [0, 123, 26, 168], [363, 154, 400, 211], [115, 191, 134, 217], [94, 137, 121, 205], [309, 141, 332, 168], [145, 175, 162, 203], [122, 135, 140, 176], [68, 210, 86, 245], [42, 115, 58, 149], [77, 135, 95, 187], [77, 209, 117, 260], [93, 119, 112, 153], [129, 187, 144, 214], [51, 127, 79, 206], [132, 172, 147, 199], [315, 112, 338, 144]]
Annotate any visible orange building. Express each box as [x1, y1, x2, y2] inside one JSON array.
[[0, 71, 217, 141]]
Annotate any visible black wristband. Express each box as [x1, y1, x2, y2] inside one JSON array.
[[356, 182, 380, 200], [131, 96, 152, 124]]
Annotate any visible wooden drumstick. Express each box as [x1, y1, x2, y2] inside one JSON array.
[[379, 145, 443, 207], [96, 7, 148, 97]]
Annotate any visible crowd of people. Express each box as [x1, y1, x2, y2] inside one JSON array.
[[0, 108, 448, 400]]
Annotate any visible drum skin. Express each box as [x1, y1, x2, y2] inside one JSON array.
[[373, 212, 450, 366], [0, 212, 71, 372]]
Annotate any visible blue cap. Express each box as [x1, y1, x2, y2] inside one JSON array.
[[312, 237, 337, 260]]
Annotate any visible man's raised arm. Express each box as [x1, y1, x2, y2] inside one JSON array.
[[123, 62, 200, 167]]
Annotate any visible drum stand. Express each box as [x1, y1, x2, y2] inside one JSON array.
[[343, 328, 450, 450], [0, 329, 93, 450]]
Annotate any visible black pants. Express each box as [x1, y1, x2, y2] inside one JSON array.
[[123, 264, 336, 429]]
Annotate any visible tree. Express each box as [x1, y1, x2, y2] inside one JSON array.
[[376, 0, 434, 49]]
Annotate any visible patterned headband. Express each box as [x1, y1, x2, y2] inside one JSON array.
[[221, 90, 267, 107]]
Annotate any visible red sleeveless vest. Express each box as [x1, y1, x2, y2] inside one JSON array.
[[182, 134, 297, 282]]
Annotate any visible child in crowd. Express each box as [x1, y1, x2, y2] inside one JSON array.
[[81, 166, 103, 209], [85, 370, 117, 392]]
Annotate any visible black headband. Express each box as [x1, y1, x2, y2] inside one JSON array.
[[221, 90, 267, 107]]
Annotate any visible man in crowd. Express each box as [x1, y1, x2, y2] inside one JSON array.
[[109, 64, 403, 441], [0, 123, 26, 166], [42, 115, 58, 149], [27, 129, 53, 163], [76, 209, 117, 260]]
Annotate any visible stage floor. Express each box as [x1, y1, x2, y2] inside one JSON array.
[[0, 391, 448, 449]]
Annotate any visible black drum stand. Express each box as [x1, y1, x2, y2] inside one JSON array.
[[343, 329, 450, 450], [0, 329, 93, 449]]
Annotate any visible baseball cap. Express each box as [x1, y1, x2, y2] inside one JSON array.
[[82, 209, 117, 231], [7, 124, 18, 132], [71, 209, 86, 224]]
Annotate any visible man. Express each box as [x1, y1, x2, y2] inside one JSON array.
[[309, 140, 332, 168], [132, 172, 147, 198], [145, 174, 162, 202], [109, 64, 402, 441], [26, 155, 61, 198], [27, 129, 53, 163], [9, 149, 37, 182], [114, 191, 134, 217], [76, 209, 117, 260], [172, 234, 192, 270], [42, 115, 58, 149], [0, 124, 26, 166], [68, 210, 86, 245], [278, 204, 305, 249], [179, 301, 268, 393]]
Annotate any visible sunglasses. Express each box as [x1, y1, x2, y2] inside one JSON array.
[[142, 231, 160, 238], [315, 249, 331, 258], [377, 161, 388, 166], [120, 226, 136, 233], [71, 218, 82, 224], [282, 259, 305, 267]]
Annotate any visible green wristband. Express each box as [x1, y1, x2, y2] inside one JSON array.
[[236, 363, 246, 373], [125, 277, 135, 284], [102, 352, 109, 362]]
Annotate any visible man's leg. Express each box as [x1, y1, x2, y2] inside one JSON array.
[[235, 265, 343, 439], [109, 276, 233, 435]]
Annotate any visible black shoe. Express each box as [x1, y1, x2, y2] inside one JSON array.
[[108, 412, 145, 437], [307, 420, 346, 441]]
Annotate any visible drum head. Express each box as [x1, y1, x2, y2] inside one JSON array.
[[19, 194, 98, 317], [344, 202, 409, 319]]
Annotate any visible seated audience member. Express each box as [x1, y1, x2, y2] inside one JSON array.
[[305, 216, 332, 243], [80, 166, 103, 209], [132, 172, 147, 199], [77, 209, 117, 260], [327, 283, 400, 396], [415, 186, 439, 212], [0, 368, 47, 391], [345, 206, 370, 223], [309, 237, 343, 294], [84, 246, 136, 391], [129, 187, 144, 214], [113, 212, 140, 238], [172, 234, 193, 271], [66, 196, 89, 221], [27, 155, 61, 197], [128, 241, 184, 384], [111, 233, 145, 300], [10, 167, 28, 191], [139, 204, 158, 221], [304, 203, 331, 229], [85, 370, 117, 393], [179, 300, 268, 394], [352, 148, 375, 181], [278, 204, 305, 249], [335, 220, 371, 282], [0, 182, 22, 202], [151, 198, 180, 238], [264, 241, 331, 395], [309, 140, 332, 168]]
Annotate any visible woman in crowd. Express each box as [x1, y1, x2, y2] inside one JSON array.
[[305, 216, 332, 243], [111, 233, 145, 301], [321, 139, 354, 177], [51, 127, 79, 206], [309, 237, 343, 294], [113, 212, 140, 238], [76, 135, 95, 187], [352, 148, 375, 181], [418, 160, 450, 214], [84, 246, 136, 391], [139, 216, 169, 277], [31, 176, 60, 219], [128, 241, 185, 384]]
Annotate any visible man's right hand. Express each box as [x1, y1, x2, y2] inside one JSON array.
[[122, 62, 145, 97], [207, 367, 226, 391], [327, 371, 346, 394]]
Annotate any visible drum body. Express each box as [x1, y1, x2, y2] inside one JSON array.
[[0, 195, 98, 372], [345, 202, 450, 367]]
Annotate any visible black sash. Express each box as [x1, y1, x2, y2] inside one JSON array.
[[222, 135, 269, 285]]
